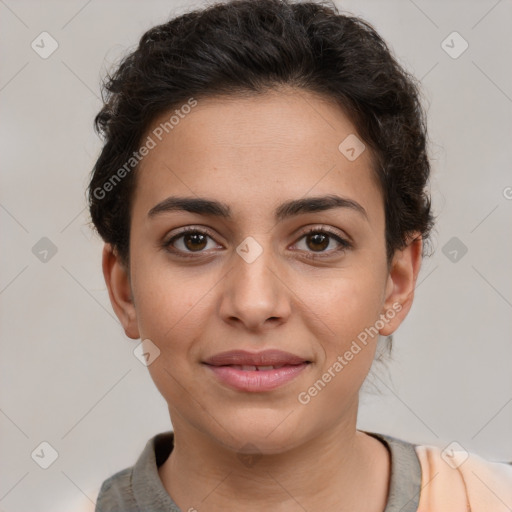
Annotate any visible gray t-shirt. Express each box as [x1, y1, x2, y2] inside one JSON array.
[[95, 430, 422, 512]]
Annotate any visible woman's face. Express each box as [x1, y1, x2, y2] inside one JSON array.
[[105, 88, 420, 454]]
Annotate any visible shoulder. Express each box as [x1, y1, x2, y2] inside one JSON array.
[[96, 466, 138, 511], [365, 430, 512, 511], [415, 443, 512, 512], [94, 431, 176, 512]]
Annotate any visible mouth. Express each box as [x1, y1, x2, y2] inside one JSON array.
[[202, 350, 312, 392], [203, 349, 311, 367], [218, 364, 302, 371]]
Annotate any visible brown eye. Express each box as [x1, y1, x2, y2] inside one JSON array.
[[292, 228, 351, 258], [165, 228, 221, 256], [183, 232, 208, 251], [306, 232, 330, 251]]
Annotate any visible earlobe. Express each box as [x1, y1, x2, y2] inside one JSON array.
[[102, 244, 140, 340], [379, 235, 423, 336]]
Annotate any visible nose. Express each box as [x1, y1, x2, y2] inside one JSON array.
[[218, 237, 291, 332]]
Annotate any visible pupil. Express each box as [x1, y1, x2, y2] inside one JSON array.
[[308, 233, 328, 251], [185, 233, 207, 251]]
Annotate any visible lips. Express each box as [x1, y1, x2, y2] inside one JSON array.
[[203, 350, 311, 392], [203, 349, 310, 368], [226, 364, 285, 371]]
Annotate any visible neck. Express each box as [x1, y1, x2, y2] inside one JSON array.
[[158, 411, 390, 512]]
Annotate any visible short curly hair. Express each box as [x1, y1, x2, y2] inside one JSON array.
[[88, 0, 434, 267]]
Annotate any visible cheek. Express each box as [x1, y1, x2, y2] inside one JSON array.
[[303, 268, 386, 342], [130, 262, 214, 398], [129, 250, 215, 346], [296, 275, 384, 411], [298, 267, 387, 396]]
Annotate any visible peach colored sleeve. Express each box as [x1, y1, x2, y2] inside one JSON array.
[[415, 444, 512, 512]]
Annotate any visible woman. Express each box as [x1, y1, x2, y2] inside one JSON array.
[[88, 0, 512, 510]]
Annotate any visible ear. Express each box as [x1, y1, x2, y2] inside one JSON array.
[[102, 244, 140, 339], [378, 234, 423, 336]]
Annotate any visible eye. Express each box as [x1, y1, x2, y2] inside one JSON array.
[[163, 225, 351, 260], [292, 227, 351, 258], [164, 228, 222, 257]]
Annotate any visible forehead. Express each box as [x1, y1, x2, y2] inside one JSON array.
[[132, 88, 383, 225]]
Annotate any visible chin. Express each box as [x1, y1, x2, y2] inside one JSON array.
[[208, 410, 308, 455]]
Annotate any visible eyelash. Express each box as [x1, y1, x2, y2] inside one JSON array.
[[163, 226, 352, 260]]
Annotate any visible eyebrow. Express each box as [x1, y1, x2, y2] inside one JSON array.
[[148, 194, 368, 222]]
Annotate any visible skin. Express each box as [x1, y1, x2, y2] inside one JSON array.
[[103, 87, 423, 511]]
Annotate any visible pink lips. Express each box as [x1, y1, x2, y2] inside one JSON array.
[[203, 350, 311, 392]]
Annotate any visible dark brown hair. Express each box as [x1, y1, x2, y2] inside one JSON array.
[[88, 0, 434, 266]]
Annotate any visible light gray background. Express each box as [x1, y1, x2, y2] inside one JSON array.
[[1, 1, 511, 511]]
